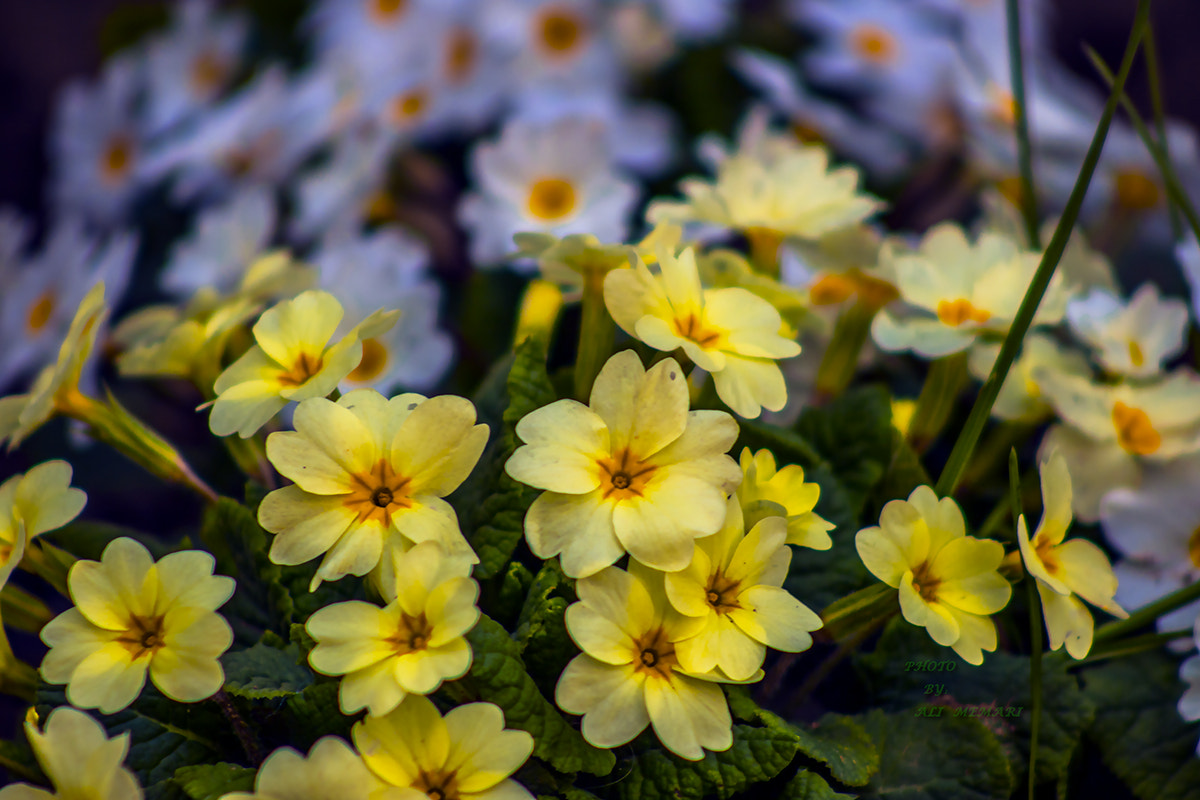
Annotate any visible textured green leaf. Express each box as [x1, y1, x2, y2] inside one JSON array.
[[855, 619, 1094, 786], [465, 615, 614, 776], [513, 561, 578, 694], [857, 708, 1013, 800], [285, 681, 356, 749], [172, 763, 256, 800], [460, 338, 556, 579], [1082, 651, 1200, 800], [492, 560, 536, 627], [222, 640, 314, 700], [726, 686, 878, 787], [783, 770, 856, 800], [794, 385, 894, 516], [612, 724, 799, 800]]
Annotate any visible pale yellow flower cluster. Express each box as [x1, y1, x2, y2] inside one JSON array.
[[506, 349, 832, 760]]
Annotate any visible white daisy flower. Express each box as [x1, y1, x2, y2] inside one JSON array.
[[458, 117, 639, 267], [307, 0, 457, 86], [313, 226, 454, 392], [0, 219, 137, 392], [1066, 285, 1189, 379], [426, 10, 509, 132], [142, 0, 248, 133], [732, 51, 912, 179], [50, 55, 146, 227], [1177, 233, 1200, 322], [627, 0, 736, 41], [1100, 456, 1200, 649], [789, 0, 957, 145], [0, 210, 32, 296], [160, 185, 277, 300]]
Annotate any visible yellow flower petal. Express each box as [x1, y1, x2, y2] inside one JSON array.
[[443, 703, 534, 793], [391, 395, 489, 496], [524, 490, 623, 578], [555, 656, 649, 748], [643, 673, 732, 761]]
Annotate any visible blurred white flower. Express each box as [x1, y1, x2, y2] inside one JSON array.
[[1177, 233, 1200, 322], [313, 226, 454, 392], [458, 118, 638, 267], [308, 0, 458, 86], [1066, 285, 1189, 379], [290, 126, 395, 241], [142, 0, 248, 133], [628, 0, 736, 41]]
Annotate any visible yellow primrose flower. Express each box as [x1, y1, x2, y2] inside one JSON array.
[[513, 224, 680, 296], [871, 224, 1073, 358], [0, 282, 108, 449], [1066, 284, 1189, 379], [39, 537, 235, 714], [665, 498, 823, 680], [855, 486, 1012, 665], [1018, 453, 1128, 659], [604, 247, 802, 418], [306, 541, 480, 717], [222, 737, 384, 800], [0, 707, 142, 800], [505, 350, 741, 577], [258, 390, 487, 589], [556, 564, 741, 761], [967, 334, 1091, 423], [208, 289, 399, 438], [697, 248, 811, 337], [0, 460, 87, 588], [646, 142, 880, 248], [1035, 369, 1200, 520], [354, 694, 535, 800], [736, 448, 833, 550]]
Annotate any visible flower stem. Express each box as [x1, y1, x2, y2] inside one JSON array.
[[1143, 21, 1182, 239], [815, 300, 875, 402], [1064, 629, 1190, 667], [935, 0, 1153, 498], [1005, 0, 1040, 248], [574, 267, 614, 402], [0, 583, 53, 633], [907, 352, 968, 453], [1092, 576, 1200, 645], [213, 689, 265, 767], [1013, 450, 1042, 799]]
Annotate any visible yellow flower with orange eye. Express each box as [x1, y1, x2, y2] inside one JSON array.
[[208, 289, 398, 438], [258, 389, 487, 590], [736, 448, 833, 550], [1018, 452, 1127, 659], [505, 350, 741, 577], [604, 247, 801, 419], [855, 486, 1012, 665]]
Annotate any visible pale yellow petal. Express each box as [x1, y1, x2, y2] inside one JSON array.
[[898, 572, 959, 646], [70, 538, 156, 630], [555, 656, 649, 748], [712, 356, 787, 419], [67, 643, 147, 713], [945, 608, 997, 666], [524, 491, 623, 579], [1016, 516, 1070, 595], [663, 547, 714, 618], [444, 703, 534, 793], [729, 585, 822, 653], [39, 608, 115, 685], [354, 695, 450, 787], [153, 551, 234, 612], [929, 535, 1004, 582], [613, 476, 721, 572], [392, 396, 489, 496], [587, 350, 645, 450], [340, 658, 406, 717], [262, 490, 358, 566], [564, 603, 635, 665], [1056, 538, 1126, 617], [14, 460, 86, 538], [266, 401, 378, 493], [1038, 580, 1094, 659], [308, 601, 395, 674], [507, 403, 606, 495], [644, 674, 731, 760], [252, 290, 343, 368]]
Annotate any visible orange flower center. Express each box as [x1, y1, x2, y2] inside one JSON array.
[[1188, 525, 1200, 571], [810, 269, 898, 309], [910, 560, 941, 602], [536, 8, 585, 56], [596, 448, 656, 501], [444, 27, 478, 84], [277, 351, 324, 387], [347, 338, 389, 383], [344, 459, 413, 525], [987, 86, 1016, 127], [387, 611, 434, 655], [116, 615, 167, 660], [672, 312, 723, 348], [633, 626, 677, 680], [790, 120, 824, 145], [368, 0, 408, 23], [526, 177, 577, 221], [413, 769, 460, 800], [849, 23, 897, 65], [1112, 401, 1161, 455], [936, 298, 990, 327], [705, 572, 742, 614], [389, 88, 429, 127], [101, 135, 134, 184], [26, 291, 55, 333], [190, 50, 226, 94], [1114, 170, 1160, 211]]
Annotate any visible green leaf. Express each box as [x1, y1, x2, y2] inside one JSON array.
[[222, 640, 314, 700], [612, 724, 800, 800], [172, 763, 256, 800], [855, 619, 1094, 786], [1082, 651, 1200, 800], [459, 338, 557, 579], [783, 770, 856, 800], [513, 561, 578, 694], [726, 686, 878, 787], [874, 430, 930, 508], [491, 560, 536, 627], [857, 708, 1013, 800], [464, 614, 614, 776], [46, 520, 175, 561], [794, 385, 894, 516], [286, 681, 356, 749]]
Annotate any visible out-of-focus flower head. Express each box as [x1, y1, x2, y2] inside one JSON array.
[[459, 117, 639, 267], [313, 226, 454, 393], [736, 447, 833, 550], [1066, 285, 1189, 379], [967, 334, 1091, 423]]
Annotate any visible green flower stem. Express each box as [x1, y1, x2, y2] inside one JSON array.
[[1086, 46, 1200, 245], [213, 688, 265, 767], [1062, 629, 1191, 668], [19, 540, 75, 598], [223, 435, 276, 490], [815, 300, 876, 402], [1012, 451, 1042, 800], [819, 582, 899, 642], [959, 420, 1037, 491], [0, 583, 53, 633], [935, 0, 1152, 498], [1092, 576, 1200, 646], [0, 658, 37, 704], [907, 352, 969, 453], [574, 267, 615, 402], [1006, 0, 1041, 248], [1144, 22, 1182, 239]]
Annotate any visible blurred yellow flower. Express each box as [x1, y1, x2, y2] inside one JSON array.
[[505, 350, 740, 577], [967, 334, 1090, 423], [354, 694, 535, 800], [208, 289, 399, 438], [0, 282, 108, 449], [556, 564, 740, 760], [0, 460, 86, 588], [306, 541, 480, 717], [736, 448, 832, 550], [39, 538, 235, 713], [665, 498, 823, 680], [856, 486, 1011, 665], [222, 737, 384, 800], [605, 247, 801, 418], [0, 707, 142, 800], [1018, 452, 1127, 659], [259, 390, 486, 589]]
